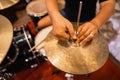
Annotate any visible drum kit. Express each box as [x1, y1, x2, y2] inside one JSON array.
[[0, 0, 112, 79], [0, 15, 42, 74]]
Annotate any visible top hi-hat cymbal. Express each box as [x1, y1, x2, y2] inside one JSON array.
[[44, 29, 109, 74], [0, 0, 19, 10], [0, 15, 13, 64]]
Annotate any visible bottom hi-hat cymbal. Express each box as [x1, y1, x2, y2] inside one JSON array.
[[0, 15, 13, 64], [44, 31, 109, 74]]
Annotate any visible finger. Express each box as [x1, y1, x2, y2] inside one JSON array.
[[77, 26, 89, 38], [79, 35, 93, 46], [57, 32, 70, 40], [79, 33, 95, 46], [77, 26, 82, 34], [52, 28, 70, 40], [67, 24, 77, 39], [77, 28, 91, 38], [77, 29, 91, 43]]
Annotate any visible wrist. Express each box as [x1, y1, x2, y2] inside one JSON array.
[[50, 12, 63, 22], [49, 11, 61, 18], [89, 21, 100, 29]]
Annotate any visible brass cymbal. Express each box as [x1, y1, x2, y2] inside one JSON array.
[[0, 0, 19, 10], [0, 15, 13, 64], [44, 32, 109, 74]]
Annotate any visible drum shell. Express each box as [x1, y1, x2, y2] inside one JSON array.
[[0, 43, 19, 70], [13, 25, 34, 51], [29, 14, 47, 26]]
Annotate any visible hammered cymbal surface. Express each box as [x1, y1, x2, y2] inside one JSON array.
[[44, 32, 109, 74]]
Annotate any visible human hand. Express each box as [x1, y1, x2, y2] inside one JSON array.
[[51, 14, 77, 40], [77, 22, 99, 46]]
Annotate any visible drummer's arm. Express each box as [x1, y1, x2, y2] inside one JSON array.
[[37, 0, 60, 29], [90, 0, 115, 28], [45, 0, 62, 21]]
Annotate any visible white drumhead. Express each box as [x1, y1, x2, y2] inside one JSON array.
[[26, 0, 47, 17], [35, 26, 52, 55]]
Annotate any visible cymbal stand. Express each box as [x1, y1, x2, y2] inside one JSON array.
[[76, 1, 83, 29], [71, 1, 83, 47]]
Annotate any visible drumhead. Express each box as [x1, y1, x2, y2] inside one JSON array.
[[26, 0, 47, 17], [35, 26, 52, 54]]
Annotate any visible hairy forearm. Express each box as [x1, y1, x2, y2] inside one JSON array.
[[91, 0, 115, 28]]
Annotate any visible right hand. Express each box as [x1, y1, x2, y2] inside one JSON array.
[[51, 13, 77, 40]]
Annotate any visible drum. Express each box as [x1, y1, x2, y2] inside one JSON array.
[[26, 0, 65, 27], [34, 26, 52, 56], [0, 46, 19, 79], [0, 15, 19, 73], [0, 24, 34, 72], [26, 0, 47, 26], [13, 25, 42, 70], [13, 25, 34, 51], [0, 43, 19, 72]]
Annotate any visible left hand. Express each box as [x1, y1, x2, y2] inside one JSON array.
[[77, 22, 99, 46]]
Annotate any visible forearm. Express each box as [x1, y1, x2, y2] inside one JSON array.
[[91, 0, 115, 28], [45, 0, 61, 19]]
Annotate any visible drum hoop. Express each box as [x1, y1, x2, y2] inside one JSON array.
[[22, 27, 32, 49], [27, 12, 47, 17], [26, 0, 47, 17], [0, 46, 19, 70]]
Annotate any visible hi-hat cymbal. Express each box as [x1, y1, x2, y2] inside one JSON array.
[[0, 0, 19, 10], [0, 15, 13, 64], [44, 32, 109, 74]]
